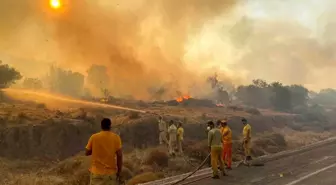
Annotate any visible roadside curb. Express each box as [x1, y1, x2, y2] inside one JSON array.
[[139, 136, 336, 185]]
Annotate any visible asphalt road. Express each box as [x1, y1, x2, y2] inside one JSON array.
[[190, 143, 336, 185]]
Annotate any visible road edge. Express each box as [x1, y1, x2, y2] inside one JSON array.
[[139, 136, 336, 185]]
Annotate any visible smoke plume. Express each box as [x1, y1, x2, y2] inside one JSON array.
[[2, 0, 336, 100], [0, 0, 238, 99]]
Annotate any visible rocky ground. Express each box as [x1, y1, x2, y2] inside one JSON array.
[[0, 92, 335, 185]]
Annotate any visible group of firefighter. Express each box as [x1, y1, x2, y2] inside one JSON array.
[[158, 116, 252, 179], [158, 116, 185, 156], [84, 116, 251, 185]]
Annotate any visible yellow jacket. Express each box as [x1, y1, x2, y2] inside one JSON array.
[[177, 127, 184, 141], [221, 126, 232, 144], [243, 124, 251, 140]]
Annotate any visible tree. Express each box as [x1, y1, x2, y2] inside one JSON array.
[[270, 82, 292, 111], [235, 80, 271, 108], [312, 88, 336, 106], [0, 60, 22, 88], [252, 79, 268, 88], [47, 66, 84, 97], [87, 65, 110, 90], [288, 85, 309, 107], [22, 78, 43, 90]]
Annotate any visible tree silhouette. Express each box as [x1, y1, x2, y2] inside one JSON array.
[[0, 60, 22, 88]]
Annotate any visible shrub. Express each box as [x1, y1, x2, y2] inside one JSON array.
[[245, 107, 261, 115], [128, 112, 140, 119], [144, 149, 169, 167]]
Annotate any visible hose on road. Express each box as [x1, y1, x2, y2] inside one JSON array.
[[171, 153, 211, 185]]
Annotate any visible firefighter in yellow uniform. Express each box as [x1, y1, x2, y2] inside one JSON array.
[[220, 120, 232, 170], [242, 118, 252, 164], [208, 121, 226, 179], [158, 116, 168, 146], [177, 122, 184, 156], [168, 120, 178, 156]]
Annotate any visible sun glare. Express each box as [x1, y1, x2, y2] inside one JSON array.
[[50, 0, 61, 9]]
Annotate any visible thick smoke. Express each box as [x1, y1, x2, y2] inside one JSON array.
[[0, 0, 237, 99], [2, 0, 336, 100], [227, 0, 336, 90]]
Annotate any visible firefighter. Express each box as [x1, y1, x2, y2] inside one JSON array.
[[168, 120, 178, 156], [158, 116, 168, 146], [242, 118, 252, 164], [220, 120, 232, 170], [208, 121, 226, 179], [177, 122, 184, 156]]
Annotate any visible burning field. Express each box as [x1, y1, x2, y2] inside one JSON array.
[[0, 88, 335, 185], [2, 0, 336, 184]]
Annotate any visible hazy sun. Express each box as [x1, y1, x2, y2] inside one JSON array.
[[50, 0, 61, 9]]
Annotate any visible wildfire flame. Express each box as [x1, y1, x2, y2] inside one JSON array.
[[216, 103, 224, 107], [176, 95, 191, 102]]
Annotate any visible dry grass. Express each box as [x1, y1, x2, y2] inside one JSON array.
[[0, 100, 335, 185], [126, 172, 164, 185], [274, 127, 333, 148]]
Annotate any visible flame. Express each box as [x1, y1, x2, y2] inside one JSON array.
[[50, 0, 61, 9], [176, 95, 191, 102], [216, 103, 224, 107]]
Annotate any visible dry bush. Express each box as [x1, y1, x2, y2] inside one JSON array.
[[137, 165, 154, 174], [253, 132, 287, 155], [123, 160, 135, 172], [144, 149, 169, 168], [6, 174, 65, 185], [245, 108, 261, 115], [184, 140, 208, 161], [128, 112, 140, 119], [121, 167, 134, 181], [36, 103, 46, 109], [274, 127, 332, 148], [66, 168, 90, 185], [227, 105, 244, 111], [126, 172, 164, 185], [50, 156, 89, 176]]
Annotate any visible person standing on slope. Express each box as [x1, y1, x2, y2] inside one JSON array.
[[85, 118, 123, 185], [220, 120, 233, 170], [158, 116, 168, 146], [208, 121, 226, 179], [177, 121, 184, 156], [168, 120, 178, 156], [242, 118, 252, 165]]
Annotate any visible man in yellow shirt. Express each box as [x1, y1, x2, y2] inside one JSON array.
[[220, 120, 232, 170], [208, 121, 226, 179], [242, 118, 252, 165], [86, 118, 123, 185], [177, 122, 184, 156]]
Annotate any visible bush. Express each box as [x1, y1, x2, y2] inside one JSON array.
[[128, 112, 140, 119], [245, 107, 261, 115], [36, 103, 47, 109], [253, 133, 287, 155], [127, 172, 164, 185], [184, 140, 208, 161], [144, 149, 169, 167], [0, 61, 22, 88]]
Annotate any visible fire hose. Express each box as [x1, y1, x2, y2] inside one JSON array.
[[171, 153, 211, 185]]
